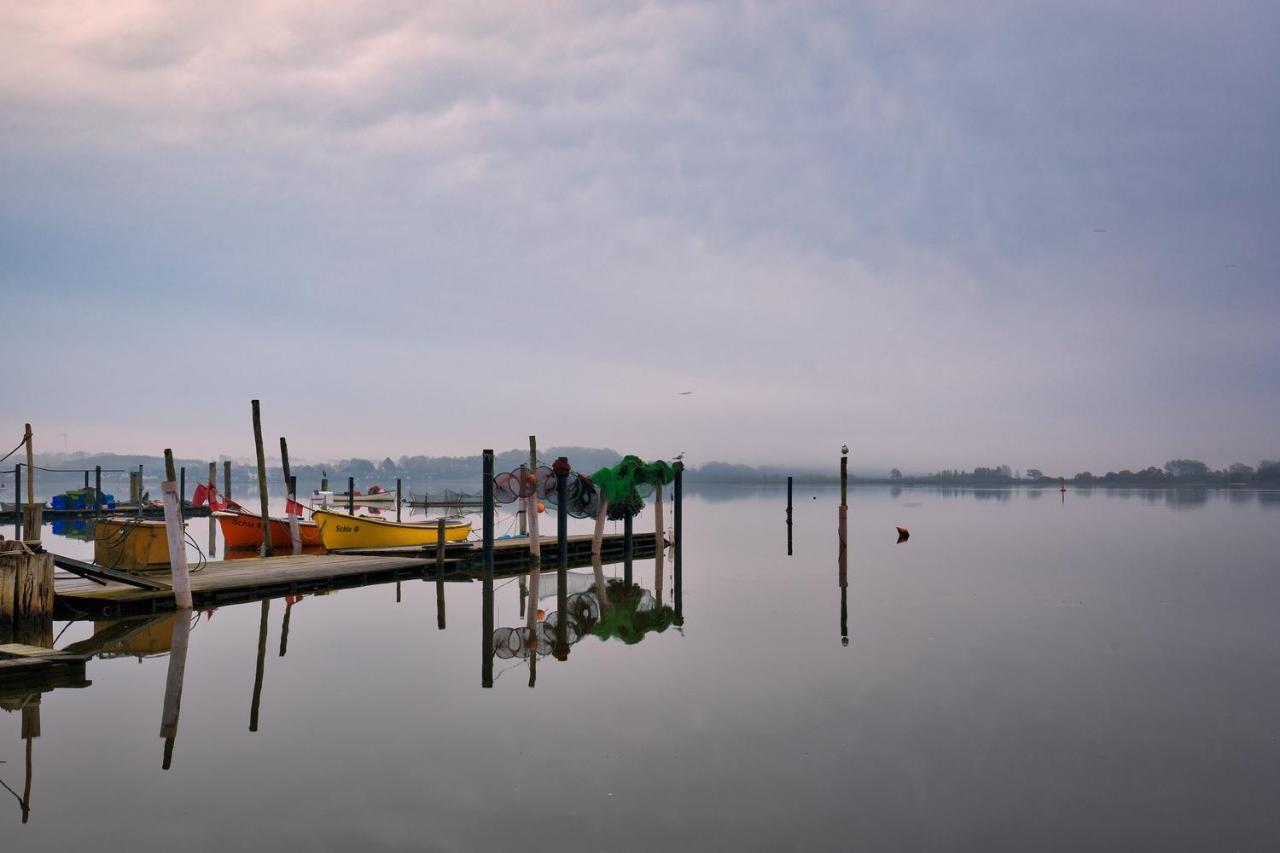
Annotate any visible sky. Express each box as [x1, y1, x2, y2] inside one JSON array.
[[1, 1, 1277, 474]]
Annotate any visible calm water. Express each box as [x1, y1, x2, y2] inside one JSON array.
[[3, 486, 1279, 851]]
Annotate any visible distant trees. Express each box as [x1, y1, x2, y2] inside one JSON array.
[[1164, 459, 1210, 480], [1025, 468, 1044, 481], [889, 468, 902, 480], [1226, 463, 1255, 482]]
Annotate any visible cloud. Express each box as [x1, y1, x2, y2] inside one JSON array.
[[2, 1, 1278, 470]]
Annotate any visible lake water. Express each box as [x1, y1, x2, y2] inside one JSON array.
[[3, 485, 1278, 851]]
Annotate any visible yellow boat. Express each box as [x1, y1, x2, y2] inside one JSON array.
[[93, 517, 183, 570], [311, 510, 472, 550]]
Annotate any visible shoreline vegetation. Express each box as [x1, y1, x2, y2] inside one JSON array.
[[13, 450, 1280, 489]]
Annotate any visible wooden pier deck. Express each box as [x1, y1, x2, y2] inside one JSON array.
[[55, 532, 659, 619], [0, 644, 90, 687]]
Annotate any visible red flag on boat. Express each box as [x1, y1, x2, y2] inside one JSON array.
[[285, 498, 306, 517], [192, 483, 210, 507]]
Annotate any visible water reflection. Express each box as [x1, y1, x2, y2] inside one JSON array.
[[159, 613, 190, 769]]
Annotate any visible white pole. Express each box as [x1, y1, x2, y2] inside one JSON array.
[[591, 498, 610, 607], [161, 480, 193, 609]]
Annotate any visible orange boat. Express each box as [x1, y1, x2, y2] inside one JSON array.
[[214, 510, 324, 550]]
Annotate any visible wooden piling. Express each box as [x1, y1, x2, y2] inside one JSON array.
[[251, 400, 272, 557], [787, 475, 793, 556], [674, 462, 683, 619], [623, 513, 633, 587], [23, 424, 34, 507], [840, 454, 848, 508], [436, 517, 446, 629], [207, 462, 217, 557], [654, 477, 664, 605], [0, 541, 54, 631], [287, 475, 301, 554], [554, 457, 570, 660], [481, 449, 495, 687], [94, 466, 102, 514], [223, 460, 232, 502], [179, 466, 186, 514], [524, 436, 542, 636], [84, 470, 90, 490], [396, 478, 402, 523], [347, 476, 355, 516], [162, 449, 193, 610], [278, 437, 292, 495], [13, 463, 22, 540]]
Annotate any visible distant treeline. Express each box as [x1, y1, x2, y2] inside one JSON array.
[[13, 451, 1280, 489]]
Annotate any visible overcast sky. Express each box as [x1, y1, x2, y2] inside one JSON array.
[[2, 1, 1277, 473]]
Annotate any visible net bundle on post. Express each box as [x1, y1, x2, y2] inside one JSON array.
[[589, 455, 678, 520]]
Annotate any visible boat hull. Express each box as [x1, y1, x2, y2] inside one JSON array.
[[214, 511, 323, 549], [311, 510, 471, 550], [93, 517, 181, 570]]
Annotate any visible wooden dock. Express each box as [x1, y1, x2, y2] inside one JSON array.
[[55, 532, 659, 618], [0, 505, 212, 523], [0, 644, 90, 688]]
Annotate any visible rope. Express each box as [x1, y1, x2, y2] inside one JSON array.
[[0, 438, 25, 465]]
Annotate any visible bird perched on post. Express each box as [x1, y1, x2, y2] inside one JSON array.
[[841, 444, 849, 456], [673, 452, 685, 461]]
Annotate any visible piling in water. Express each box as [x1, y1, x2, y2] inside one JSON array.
[[251, 401, 272, 557]]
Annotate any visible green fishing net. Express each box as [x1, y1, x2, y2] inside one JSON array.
[[589, 456, 681, 520]]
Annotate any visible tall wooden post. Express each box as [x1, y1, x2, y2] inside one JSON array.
[[207, 462, 217, 557], [250, 599, 269, 731], [278, 437, 292, 496], [436, 517, 447, 630], [840, 454, 848, 508], [13, 464, 21, 540], [838, 449, 848, 557], [839, 521, 849, 646], [524, 436, 542, 636], [396, 478, 402, 523], [674, 462, 683, 619], [623, 513, 633, 586], [94, 466, 102, 514], [84, 470, 90, 490], [653, 477, 664, 605], [347, 476, 355, 515], [287, 475, 301, 554], [223, 460, 232, 502], [787, 475, 793, 556], [23, 424, 34, 506], [553, 457, 570, 660], [160, 612, 191, 769], [251, 400, 272, 557], [482, 449, 495, 688], [162, 449, 193, 610]]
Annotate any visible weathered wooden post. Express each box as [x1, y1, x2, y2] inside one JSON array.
[[838, 447, 848, 557], [436, 516, 447, 630], [674, 461, 683, 619], [653, 474, 664, 605], [278, 436, 292, 495], [13, 463, 21, 540], [94, 466, 102, 514], [162, 449, 194, 610], [623, 512, 633, 586], [207, 462, 217, 557], [396, 478, 402, 523], [24, 423, 34, 506], [251, 400, 272, 557], [138, 463, 145, 509], [250, 598, 269, 731], [83, 470, 90, 490], [160, 611, 191, 769], [347, 476, 355, 516], [20, 425, 36, 542], [787, 475, 793, 556], [179, 466, 186, 514], [524, 436, 542, 637], [553, 457, 570, 660], [839, 525, 849, 647], [482, 449, 495, 688], [287, 475, 301, 554], [223, 460, 232, 502], [0, 541, 54, 640]]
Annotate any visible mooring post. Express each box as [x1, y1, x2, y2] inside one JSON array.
[[839, 448, 848, 555], [179, 467, 186, 521], [436, 517, 447, 629], [160, 612, 191, 769], [396, 478, 402, 523], [223, 460, 232, 502], [207, 463, 217, 552], [250, 599, 269, 732], [623, 512, 633, 586], [251, 401, 272, 557], [787, 475, 794, 556], [23, 424, 34, 507], [674, 462, 683, 618], [279, 437, 292, 496], [347, 476, 355, 516], [288, 474, 301, 554], [13, 464, 21, 540], [525, 436, 542, 636], [553, 457, 570, 660], [83, 470, 89, 490], [482, 448, 495, 688], [138, 463, 145, 507], [654, 474, 665, 604], [839, 523, 849, 646], [94, 466, 102, 514], [162, 449, 193, 610]]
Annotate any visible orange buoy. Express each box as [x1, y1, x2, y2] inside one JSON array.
[[535, 608, 546, 621], [536, 502, 545, 513]]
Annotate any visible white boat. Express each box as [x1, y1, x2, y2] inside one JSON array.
[[311, 489, 399, 505]]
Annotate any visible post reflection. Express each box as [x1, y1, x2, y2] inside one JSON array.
[[160, 613, 191, 769], [250, 599, 269, 732]]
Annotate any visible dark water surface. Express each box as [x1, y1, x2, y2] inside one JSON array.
[[3, 486, 1278, 851]]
